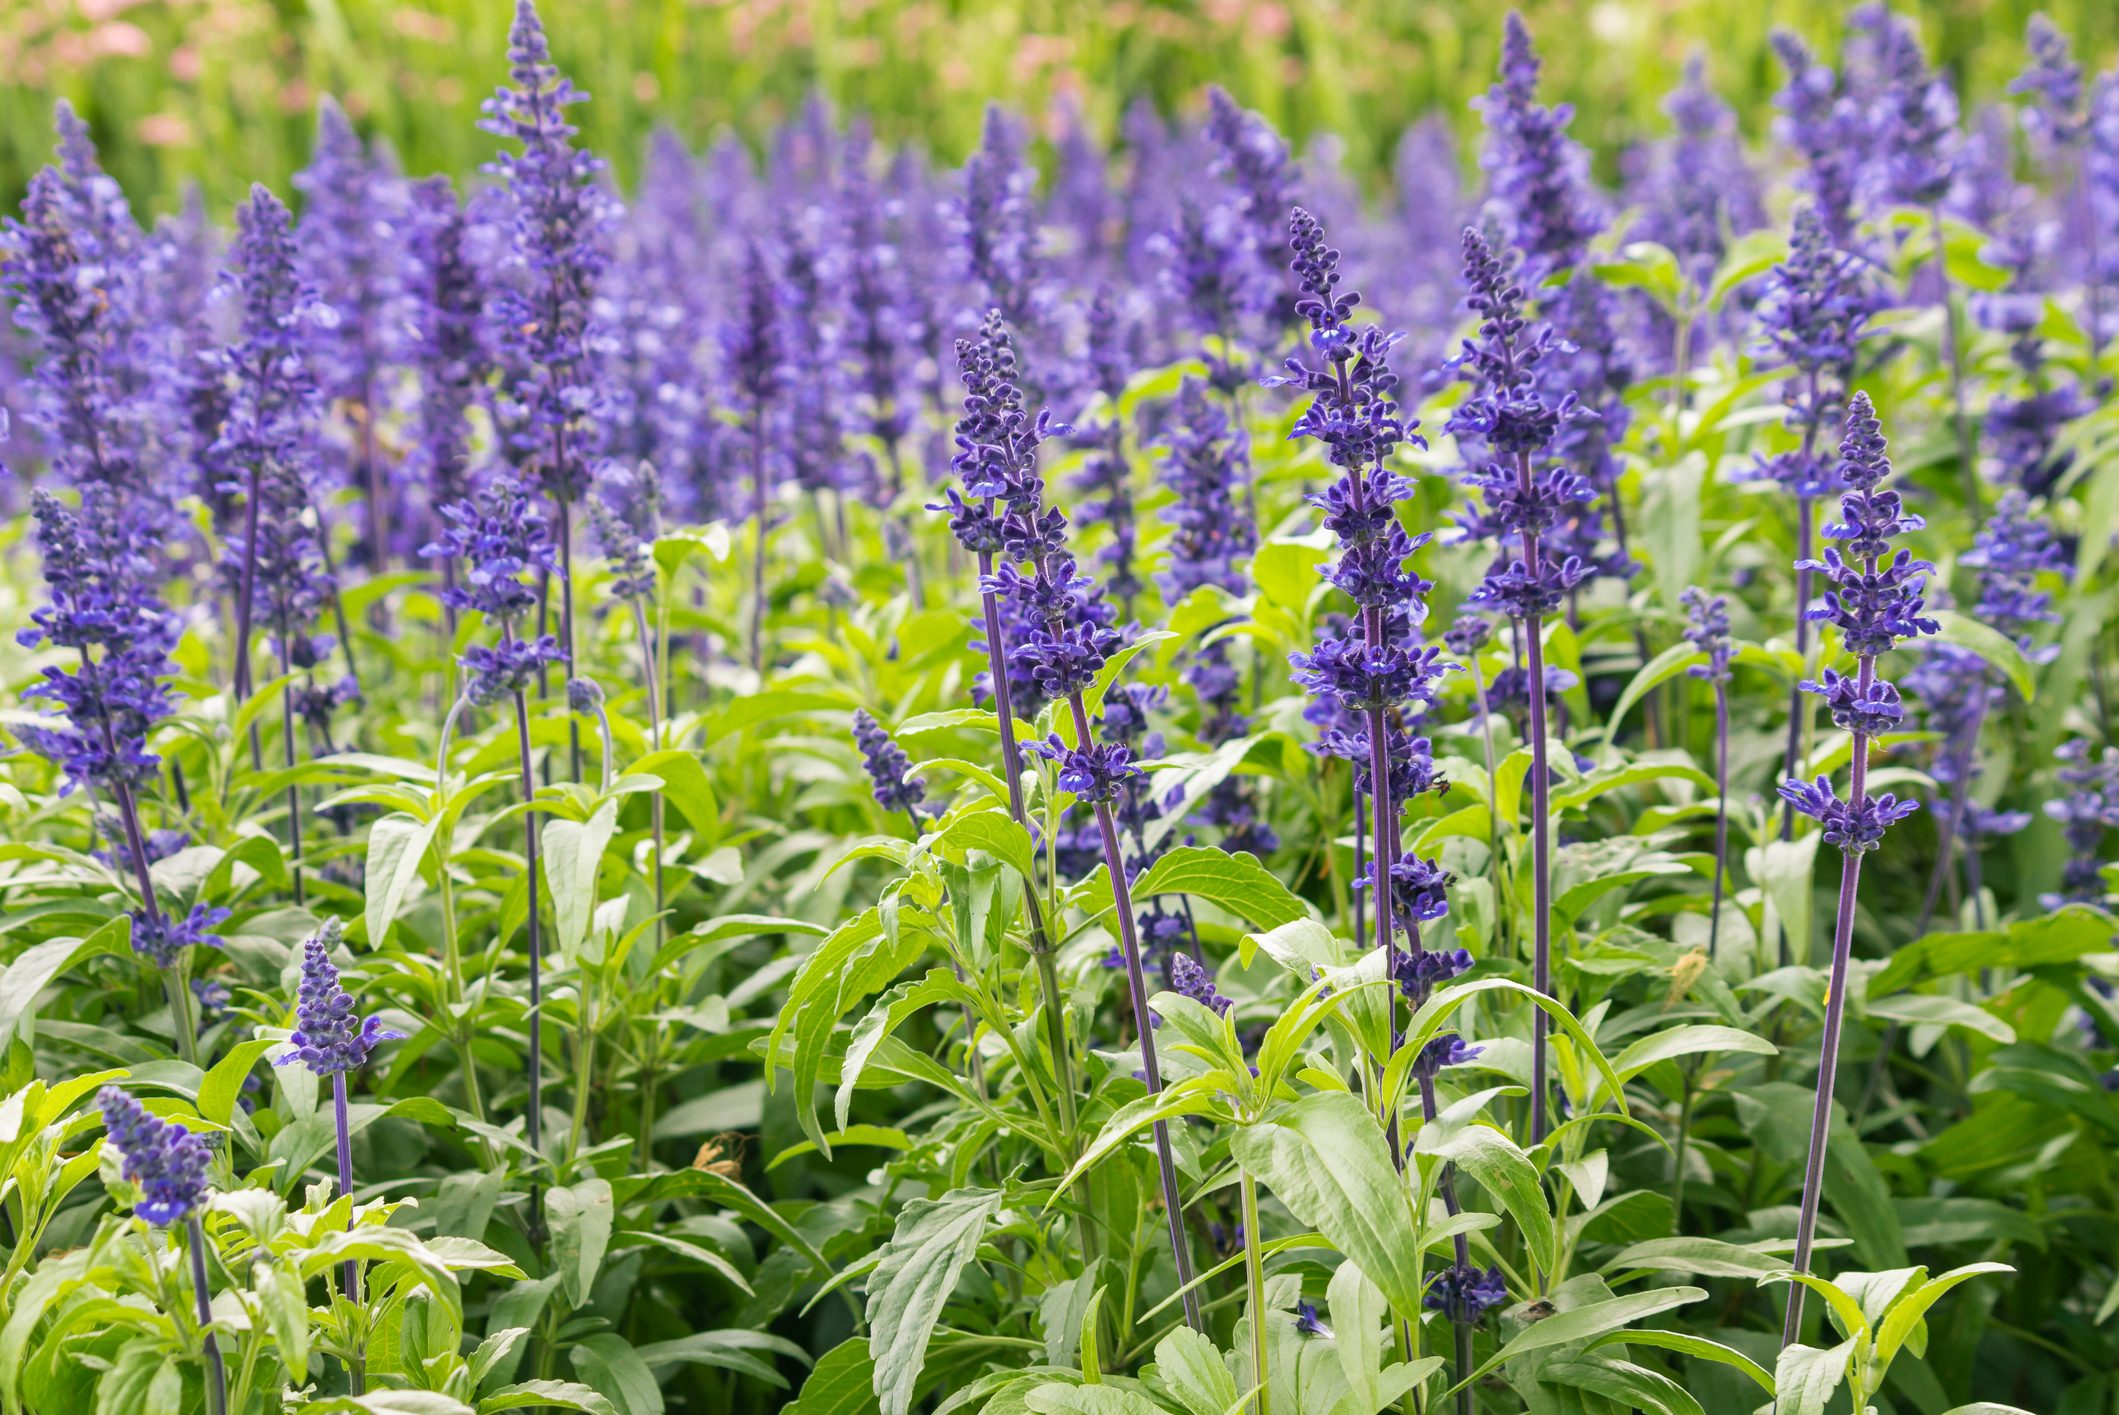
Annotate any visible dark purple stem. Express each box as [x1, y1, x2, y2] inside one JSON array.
[[1067, 693, 1204, 1333], [1515, 448, 1555, 1148], [331, 1072, 365, 1394], [185, 1215, 227, 1415], [1781, 661, 1873, 1347]]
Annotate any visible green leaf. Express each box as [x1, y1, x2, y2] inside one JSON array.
[[1929, 610, 2035, 704], [364, 812, 439, 947], [1600, 643, 1709, 747], [1863, 993, 2014, 1046], [479, 1382, 620, 1415], [1421, 1123, 1556, 1280], [1540, 1356, 1704, 1415], [630, 749, 722, 838], [1603, 1237, 1790, 1282], [1154, 1326, 1239, 1415], [1707, 227, 1790, 309], [1128, 845, 1311, 931], [542, 800, 618, 959], [788, 1338, 881, 1415], [866, 1188, 1002, 1415], [200, 1036, 279, 1127], [1446, 1288, 1708, 1398], [1609, 1024, 1778, 1086], [1873, 1263, 2012, 1378], [0, 917, 131, 1042], [1229, 1092, 1425, 1318], [548, 1177, 615, 1309], [1582, 1329, 1775, 1393], [569, 1334, 663, 1415], [931, 809, 1038, 884], [1771, 1339, 1853, 1415], [1023, 1387, 1170, 1415]]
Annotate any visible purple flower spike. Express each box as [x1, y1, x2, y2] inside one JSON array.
[[279, 919, 404, 1076], [1426, 1263, 1508, 1323], [853, 709, 927, 817], [132, 904, 231, 970], [1031, 736, 1139, 806], [98, 1086, 212, 1227], [1168, 952, 1233, 1018]]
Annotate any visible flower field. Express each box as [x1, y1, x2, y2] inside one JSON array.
[[3, 2, 2117, 1412]]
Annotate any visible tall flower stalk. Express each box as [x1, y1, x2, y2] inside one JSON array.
[[277, 918, 403, 1393], [1755, 204, 1870, 928], [722, 240, 785, 675], [1446, 228, 1586, 1144], [483, 0, 615, 779], [932, 314, 1081, 1155], [589, 462, 668, 946], [18, 488, 225, 1067], [1681, 588, 1734, 958], [423, 474, 565, 1206], [1777, 394, 1937, 1344], [1276, 207, 1483, 1397], [98, 1087, 225, 1415], [943, 310, 1199, 1328]]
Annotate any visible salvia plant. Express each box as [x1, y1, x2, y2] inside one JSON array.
[[3, 6, 2118, 1415]]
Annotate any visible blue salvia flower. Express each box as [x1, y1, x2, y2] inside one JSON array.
[[2014, 13, 2087, 146], [1156, 196, 1262, 393], [840, 147, 923, 479], [1203, 87, 1300, 319], [587, 460, 660, 603], [131, 905, 233, 971], [852, 709, 928, 818], [1770, 33, 1867, 243], [1157, 376, 1253, 600], [778, 213, 865, 507], [1753, 204, 1871, 497], [1640, 54, 1765, 285], [1852, 4, 1959, 211], [1982, 298, 2089, 498], [481, 0, 616, 504], [1476, 14, 1601, 280], [2, 167, 162, 523], [2044, 740, 2119, 907], [295, 97, 415, 568], [1961, 490, 2067, 652], [97, 1086, 213, 1226], [1069, 292, 1146, 609], [422, 472, 566, 706], [278, 919, 404, 1075], [1168, 951, 1233, 1017], [1777, 395, 1939, 1337], [1681, 588, 1733, 684], [957, 105, 1044, 338], [1426, 1264, 1508, 1323], [17, 489, 178, 797], [407, 177, 488, 542]]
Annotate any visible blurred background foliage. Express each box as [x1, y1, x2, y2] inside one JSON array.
[[3, 0, 2116, 219]]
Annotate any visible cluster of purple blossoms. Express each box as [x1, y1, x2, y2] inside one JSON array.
[[1962, 491, 2067, 651], [2044, 741, 2119, 908], [1447, 228, 1589, 624], [422, 472, 567, 705], [1427, 1263, 1509, 1323], [1752, 205, 1872, 499], [278, 920, 404, 1075], [16, 489, 179, 796], [1779, 395, 1938, 853], [852, 710, 928, 818], [1202, 87, 1301, 326], [97, 1086, 213, 1226], [957, 106, 1046, 343], [1168, 951, 1233, 1018], [1157, 377, 1253, 600], [1633, 55, 1765, 287], [1070, 291, 1145, 608], [1681, 588, 1734, 685], [2013, 13, 2088, 147], [1477, 15, 1600, 281], [587, 460, 661, 603], [132, 905, 232, 971], [406, 177, 489, 534], [1853, 3, 1959, 212], [1770, 33, 1868, 245], [481, 0, 616, 503]]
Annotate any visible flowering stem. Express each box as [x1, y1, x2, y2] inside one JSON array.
[[1708, 679, 1729, 960], [1240, 1169, 1268, 1414], [507, 676, 546, 1234], [1781, 675, 1872, 1348], [1927, 204, 1982, 524], [273, 611, 306, 908], [1778, 489, 1817, 967], [974, 556, 1079, 1147], [629, 600, 669, 958], [231, 466, 263, 705], [1515, 447, 1556, 1147], [185, 1216, 227, 1415], [1069, 694, 1203, 1333], [554, 485, 582, 783], [331, 1072, 365, 1394]]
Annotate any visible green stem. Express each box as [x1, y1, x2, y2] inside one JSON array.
[[1241, 1170, 1269, 1415]]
